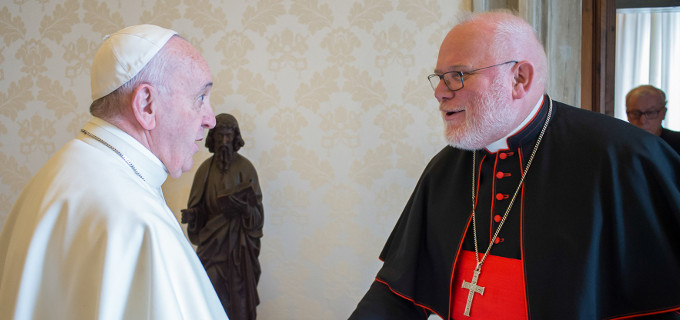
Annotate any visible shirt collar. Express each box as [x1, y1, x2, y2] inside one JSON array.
[[80, 117, 168, 190], [485, 95, 546, 153]]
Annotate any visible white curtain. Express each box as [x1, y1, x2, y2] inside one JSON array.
[[615, 8, 680, 130]]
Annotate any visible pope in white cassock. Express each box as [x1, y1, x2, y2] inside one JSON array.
[[0, 25, 228, 319]]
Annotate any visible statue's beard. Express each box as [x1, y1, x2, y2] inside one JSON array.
[[215, 143, 235, 174]]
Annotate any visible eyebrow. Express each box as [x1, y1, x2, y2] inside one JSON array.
[[194, 82, 213, 101], [434, 65, 469, 74], [197, 82, 213, 96]]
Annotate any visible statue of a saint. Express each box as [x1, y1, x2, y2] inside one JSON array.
[[182, 113, 263, 320]]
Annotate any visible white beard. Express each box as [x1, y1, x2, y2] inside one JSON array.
[[444, 75, 517, 150]]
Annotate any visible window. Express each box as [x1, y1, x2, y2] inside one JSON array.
[[614, 7, 680, 130]]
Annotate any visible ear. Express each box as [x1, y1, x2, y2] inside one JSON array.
[[511, 60, 534, 100], [130, 84, 157, 131], [661, 106, 668, 120]]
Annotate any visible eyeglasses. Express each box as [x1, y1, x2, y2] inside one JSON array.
[[626, 109, 663, 120], [427, 60, 518, 91]]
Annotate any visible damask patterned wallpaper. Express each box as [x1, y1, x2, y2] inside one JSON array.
[[0, 0, 469, 318]]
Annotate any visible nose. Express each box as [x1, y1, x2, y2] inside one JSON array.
[[203, 106, 216, 129], [434, 79, 453, 102], [627, 116, 642, 127]]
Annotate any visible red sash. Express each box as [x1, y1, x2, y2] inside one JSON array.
[[450, 250, 528, 319]]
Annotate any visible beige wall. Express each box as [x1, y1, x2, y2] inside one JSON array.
[[0, 0, 470, 318], [480, 0, 582, 106]]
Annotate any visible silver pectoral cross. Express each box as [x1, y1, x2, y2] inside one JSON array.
[[461, 268, 485, 316]]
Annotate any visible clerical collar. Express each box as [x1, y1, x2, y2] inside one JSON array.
[[485, 95, 545, 153], [80, 117, 168, 189]]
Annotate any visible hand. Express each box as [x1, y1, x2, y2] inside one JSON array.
[[181, 208, 196, 224]]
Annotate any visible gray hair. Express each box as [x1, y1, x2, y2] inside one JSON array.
[[89, 35, 178, 120], [626, 85, 667, 107], [456, 10, 548, 90]]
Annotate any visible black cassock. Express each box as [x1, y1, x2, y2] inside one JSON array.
[[350, 96, 680, 320], [660, 128, 680, 155]]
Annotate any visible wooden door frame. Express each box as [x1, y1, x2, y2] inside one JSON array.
[[581, 0, 616, 115]]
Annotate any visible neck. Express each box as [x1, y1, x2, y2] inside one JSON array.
[[103, 116, 153, 151], [485, 94, 545, 153]]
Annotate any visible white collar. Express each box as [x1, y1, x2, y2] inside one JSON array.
[[80, 117, 168, 190], [485, 95, 545, 153]]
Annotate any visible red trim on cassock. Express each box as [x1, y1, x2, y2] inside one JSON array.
[[518, 149, 530, 319], [374, 278, 442, 319], [448, 209, 475, 319], [490, 155, 499, 240], [447, 153, 488, 318], [608, 306, 680, 319]]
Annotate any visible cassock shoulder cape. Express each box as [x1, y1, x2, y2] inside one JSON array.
[[351, 97, 680, 319], [0, 118, 227, 320]]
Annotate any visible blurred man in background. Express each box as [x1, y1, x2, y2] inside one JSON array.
[[626, 84, 680, 154]]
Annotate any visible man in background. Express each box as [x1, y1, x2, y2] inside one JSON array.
[[0, 25, 228, 319], [626, 84, 680, 154], [350, 11, 680, 320], [183, 113, 264, 320]]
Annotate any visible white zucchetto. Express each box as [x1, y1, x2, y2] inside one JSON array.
[[90, 24, 177, 101]]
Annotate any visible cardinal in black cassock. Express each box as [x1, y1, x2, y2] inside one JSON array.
[[349, 11, 680, 320]]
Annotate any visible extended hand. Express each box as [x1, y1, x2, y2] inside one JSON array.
[[181, 208, 196, 224]]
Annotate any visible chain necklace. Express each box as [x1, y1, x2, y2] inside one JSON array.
[[81, 129, 146, 182], [461, 97, 552, 317]]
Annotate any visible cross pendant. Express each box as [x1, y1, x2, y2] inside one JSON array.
[[461, 268, 485, 317]]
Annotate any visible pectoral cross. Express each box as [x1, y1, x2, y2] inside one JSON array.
[[461, 268, 485, 316]]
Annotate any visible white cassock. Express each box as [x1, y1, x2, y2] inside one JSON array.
[[0, 117, 228, 320]]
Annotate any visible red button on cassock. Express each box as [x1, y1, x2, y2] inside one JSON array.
[[496, 172, 511, 179], [499, 153, 507, 160], [494, 215, 502, 223], [496, 193, 508, 201]]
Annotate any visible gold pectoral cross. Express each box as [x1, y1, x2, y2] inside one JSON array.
[[461, 268, 485, 317]]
